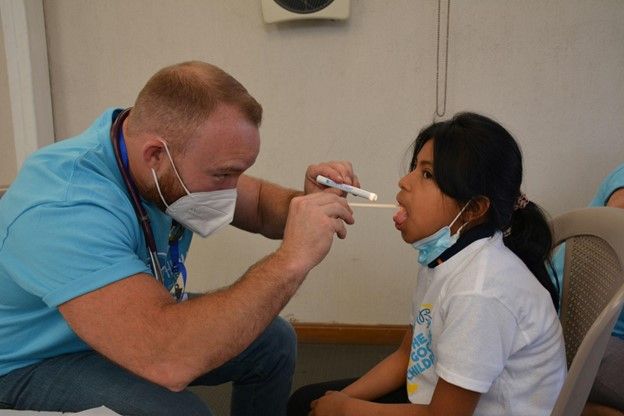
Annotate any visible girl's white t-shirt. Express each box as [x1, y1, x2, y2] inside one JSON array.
[[407, 232, 566, 416]]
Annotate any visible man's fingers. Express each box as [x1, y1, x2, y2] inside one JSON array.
[[314, 196, 354, 225], [334, 218, 347, 239], [306, 161, 359, 187], [300, 192, 354, 217]]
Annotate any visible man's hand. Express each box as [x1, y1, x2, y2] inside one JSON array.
[[277, 192, 354, 274], [304, 161, 361, 196]]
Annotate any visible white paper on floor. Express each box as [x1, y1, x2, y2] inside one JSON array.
[[0, 406, 121, 415]]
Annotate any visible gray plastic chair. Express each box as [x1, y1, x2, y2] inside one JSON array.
[[550, 207, 624, 416]]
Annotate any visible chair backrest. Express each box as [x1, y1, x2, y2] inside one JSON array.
[[550, 207, 624, 416]]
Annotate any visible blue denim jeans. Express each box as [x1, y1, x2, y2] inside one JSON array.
[[0, 317, 296, 415]]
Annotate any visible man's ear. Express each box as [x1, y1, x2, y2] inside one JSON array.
[[141, 138, 167, 170], [465, 196, 491, 223]]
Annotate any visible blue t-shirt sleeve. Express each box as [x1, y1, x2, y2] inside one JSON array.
[[549, 245, 565, 305], [2, 200, 149, 307], [590, 163, 624, 207]]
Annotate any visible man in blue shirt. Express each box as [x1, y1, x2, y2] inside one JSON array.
[[552, 163, 624, 415], [0, 61, 358, 415]]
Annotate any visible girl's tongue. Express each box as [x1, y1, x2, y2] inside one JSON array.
[[393, 206, 408, 228]]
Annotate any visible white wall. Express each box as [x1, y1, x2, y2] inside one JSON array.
[[0, 15, 16, 187], [43, 0, 624, 325], [1, 0, 53, 178]]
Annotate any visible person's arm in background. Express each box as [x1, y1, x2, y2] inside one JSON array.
[[606, 188, 624, 209], [233, 161, 359, 238], [59, 163, 357, 392]]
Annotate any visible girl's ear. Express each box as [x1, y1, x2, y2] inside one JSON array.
[[465, 196, 491, 223]]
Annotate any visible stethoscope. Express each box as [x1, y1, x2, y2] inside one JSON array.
[[110, 109, 187, 299]]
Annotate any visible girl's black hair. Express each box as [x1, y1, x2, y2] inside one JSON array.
[[409, 112, 559, 310]]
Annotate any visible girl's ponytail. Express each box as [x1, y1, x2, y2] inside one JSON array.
[[503, 201, 559, 310]]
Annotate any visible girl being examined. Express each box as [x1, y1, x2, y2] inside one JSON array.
[[288, 112, 567, 416]]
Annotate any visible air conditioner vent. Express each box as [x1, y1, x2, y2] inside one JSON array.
[[261, 0, 349, 23], [274, 0, 334, 14]]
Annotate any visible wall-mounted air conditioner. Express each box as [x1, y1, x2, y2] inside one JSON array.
[[261, 0, 349, 24]]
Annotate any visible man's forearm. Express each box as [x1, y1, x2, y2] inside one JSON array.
[[61, 251, 309, 393], [148, 190, 350, 389], [233, 175, 302, 238], [256, 180, 302, 238], [153, 249, 307, 390]]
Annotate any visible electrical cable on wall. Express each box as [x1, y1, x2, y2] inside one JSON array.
[[435, 0, 450, 120]]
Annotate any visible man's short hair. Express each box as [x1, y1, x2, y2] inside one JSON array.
[[127, 61, 262, 151]]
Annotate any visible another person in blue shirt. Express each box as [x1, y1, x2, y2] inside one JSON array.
[[552, 163, 624, 416], [0, 61, 357, 415]]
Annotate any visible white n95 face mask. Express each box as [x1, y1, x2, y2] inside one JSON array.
[[151, 141, 237, 238]]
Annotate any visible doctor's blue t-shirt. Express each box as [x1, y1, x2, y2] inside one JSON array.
[[0, 108, 192, 376], [551, 163, 624, 339]]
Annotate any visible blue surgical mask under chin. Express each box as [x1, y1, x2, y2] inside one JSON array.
[[411, 204, 470, 266]]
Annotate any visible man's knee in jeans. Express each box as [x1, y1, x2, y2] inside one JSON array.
[[267, 317, 297, 359], [252, 317, 297, 380], [272, 318, 297, 371], [130, 389, 212, 416]]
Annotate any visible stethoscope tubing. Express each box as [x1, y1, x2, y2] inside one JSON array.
[[110, 109, 164, 284]]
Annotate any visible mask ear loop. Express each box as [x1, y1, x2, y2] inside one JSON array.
[[449, 200, 472, 236], [151, 169, 170, 209], [159, 140, 191, 196]]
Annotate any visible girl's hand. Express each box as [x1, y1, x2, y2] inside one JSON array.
[[309, 391, 350, 416]]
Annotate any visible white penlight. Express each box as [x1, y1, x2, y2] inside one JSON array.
[[316, 175, 378, 201]]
